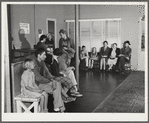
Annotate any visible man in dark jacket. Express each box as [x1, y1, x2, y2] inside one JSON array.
[[27, 48, 65, 112]]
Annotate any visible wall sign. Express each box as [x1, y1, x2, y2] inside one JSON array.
[[19, 23, 30, 34]]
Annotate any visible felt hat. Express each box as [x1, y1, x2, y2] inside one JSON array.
[[124, 40, 131, 45]]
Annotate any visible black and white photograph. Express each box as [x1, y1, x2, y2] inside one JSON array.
[[1, 1, 148, 122]]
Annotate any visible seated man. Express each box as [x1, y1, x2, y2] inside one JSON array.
[[54, 48, 83, 97], [27, 48, 65, 112], [116, 40, 132, 74], [80, 45, 89, 70], [45, 47, 77, 103]]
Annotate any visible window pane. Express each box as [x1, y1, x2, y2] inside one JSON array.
[[80, 21, 90, 38], [80, 21, 91, 51], [105, 20, 121, 47], [91, 21, 104, 50]]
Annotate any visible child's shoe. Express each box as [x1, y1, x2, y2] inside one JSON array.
[[71, 91, 83, 97]]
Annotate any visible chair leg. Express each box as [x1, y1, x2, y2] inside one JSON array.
[[34, 102, 39, 113], [16, 101, 22, 113]]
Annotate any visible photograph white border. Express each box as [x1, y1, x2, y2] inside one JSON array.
[[1, 1, 148, 122]]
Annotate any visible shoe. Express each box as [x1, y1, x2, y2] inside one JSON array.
[[63, 97, 76, 103], [85, 67, 88, 70], [54, 108, 61, 113], [121, 72, 125, 74], [71, 92, 83, 97], [115, 69, 119, 72], [99, 69, 103, 72], [70, 91, 79, 95], [53, 110, 61, 113]]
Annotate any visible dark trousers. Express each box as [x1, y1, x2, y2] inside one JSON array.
[[118, 56, 129, 72]]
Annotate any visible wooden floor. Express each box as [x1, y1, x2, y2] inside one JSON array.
[[93, 71, 145, 113], [57, 69, 133, 112], [47, 69, 145, 113]]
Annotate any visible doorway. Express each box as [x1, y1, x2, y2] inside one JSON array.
[[46, 18, 56, 47]]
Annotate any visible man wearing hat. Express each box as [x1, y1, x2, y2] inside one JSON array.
[[116, 40, 132, 74]]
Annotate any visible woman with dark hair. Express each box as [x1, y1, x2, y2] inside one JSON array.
[[107, 43, 120, 71], [36, 35, 47, 50], [45, 33, 55, 49], [116, 40, 132, 74], [99, 41, 110, 71]]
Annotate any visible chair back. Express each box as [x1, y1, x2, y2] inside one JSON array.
[[11, 61, 24, 112]]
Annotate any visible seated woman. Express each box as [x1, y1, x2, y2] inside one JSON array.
[[116, 40, 132, 74], [99, 41, 110, 71], [107, 43, 120, 71], [45, 33, 55, 49], [36, 35, 48, 50], [88, 47, 98, 69], [80, 45, 89, 70]]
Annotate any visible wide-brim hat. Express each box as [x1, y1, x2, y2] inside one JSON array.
[[53, 48, 63, 56], [124, 40, 131, 45]]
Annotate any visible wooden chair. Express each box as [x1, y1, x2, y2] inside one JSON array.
[[11, 61, 40, 113], [124, 56, 131, 70], [88, 52, 100, 69], [79, 59, 86, 70]]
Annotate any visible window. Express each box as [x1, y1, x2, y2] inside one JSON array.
[[66, 18, 121, 52]]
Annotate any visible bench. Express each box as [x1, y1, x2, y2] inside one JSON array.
[[79, 52, 100, 70], [11, 61, 40, 113]]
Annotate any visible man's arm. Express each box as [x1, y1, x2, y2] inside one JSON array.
[[43, 62, 55, 80], [33, 63, 51, 84]]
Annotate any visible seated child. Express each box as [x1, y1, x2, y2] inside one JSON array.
[[21, 58, 48, 113], [89, 47, 98, 69], [80, 45, 89, 70]]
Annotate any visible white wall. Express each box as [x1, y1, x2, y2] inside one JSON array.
[[34, 5, 66, 48], [11, 5, 35, 49], [10, 4, 66, 49], [64, 5, 145, 70]]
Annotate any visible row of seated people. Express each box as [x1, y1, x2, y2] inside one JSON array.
[[20, 29, 83, 113], [80, 40, 132, 74]]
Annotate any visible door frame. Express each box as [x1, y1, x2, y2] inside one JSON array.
[[138, 17, 145, 71], [46, 18, 57, 48]]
